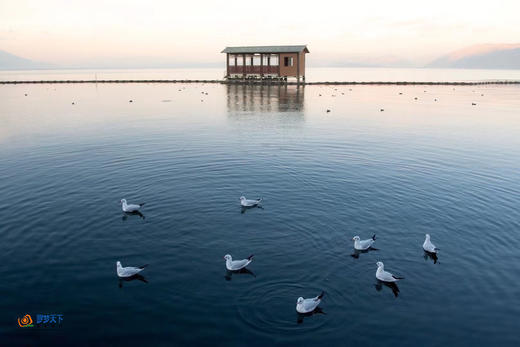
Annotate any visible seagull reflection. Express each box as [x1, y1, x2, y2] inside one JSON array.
[[240, 205, 264, 214], [351, 247, 379, 259], [224, 268, 256, 281], [423, 251, 439, 264], [122, 211, 145, 220], [375, 280, 400, 298], [296, 307, 326, 324], [118, 274, 148, 288]]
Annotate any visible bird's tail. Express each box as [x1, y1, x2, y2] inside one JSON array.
[[139, 203, 146, 207], [372, 234, 376, 241], [247, 254, 254, 261], [138, 264, 149, 269], [257, 198, 263, 203], [392, 275, 404, 280], [317, 291, 325, 300]]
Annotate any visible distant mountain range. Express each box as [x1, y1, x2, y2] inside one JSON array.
[[426, 44, 520, 69], [0, 49, 54, 70], [2, 44, 520, 70]]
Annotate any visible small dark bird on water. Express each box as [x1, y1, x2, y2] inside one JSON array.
[[414, 97, 418, 100], [434, 99, 438, 101], [24, 93, 28, 96], [472, 103, 477, 105], [72, 102, 75, 105], [129, 100, 133, 103], [380, 109, 384, 112], [399, 92, 403, 95], [326, 109, 331, 113]]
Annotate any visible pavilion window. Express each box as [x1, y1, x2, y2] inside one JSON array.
[[253, 55, 261, 66], [236, 56, 243, 66], [270, 54, 279, 66], [284, 57, 293, 67]]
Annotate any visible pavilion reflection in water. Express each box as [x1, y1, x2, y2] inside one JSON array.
[[226, 84, 304, 114]]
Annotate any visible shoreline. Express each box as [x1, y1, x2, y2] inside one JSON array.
[[1, 79, 520, 85]]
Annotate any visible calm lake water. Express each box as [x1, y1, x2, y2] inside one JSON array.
[[1, 81, 520, 346]]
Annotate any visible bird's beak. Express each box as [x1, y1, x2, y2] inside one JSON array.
[[352, 238, 355, 241]]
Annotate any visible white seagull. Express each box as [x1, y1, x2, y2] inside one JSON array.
[[423, 234, 438, 253], [376, 261, 404, 282], [240, 196, 262, 207], [353, 234, 376, 250], [224, 254, 254, 271], [116, 261, 148, 278], [296, 292, 324, 313], [120, 199, 145, 213]]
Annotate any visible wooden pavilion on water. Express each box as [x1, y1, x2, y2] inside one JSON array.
[[222, 45, 309, 82]]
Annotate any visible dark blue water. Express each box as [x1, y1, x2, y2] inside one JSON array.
[[1, 83, 519, 346]]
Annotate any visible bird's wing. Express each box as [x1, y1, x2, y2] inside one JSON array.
[[303, 298, 319, 312], [121, 266, 142, 276], [378, 270, 395, 282], [424, 241, 436, 252], [230, 259, 249, 270], [126, 204, 141, 211], [359, 239, 373, 248]]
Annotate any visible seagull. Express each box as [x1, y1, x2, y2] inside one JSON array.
[[423, 234, 438, 253], [224, 254, 253, 271], [116, 261, 148, 278], [376, 261, 404, 282], [121, 199, 145, 213], [296, 292, 324, 313], [352, 235, 376, 250], [239, 196, 262, 207]]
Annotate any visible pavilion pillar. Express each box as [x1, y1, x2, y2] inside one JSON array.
[[260, 54, 263, 79], [226, 54, 229, 78], [243, 53, 246, 79], [297, 53, 300, 84]]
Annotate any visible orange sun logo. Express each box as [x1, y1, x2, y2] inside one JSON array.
[[18, 314, 33, 327]]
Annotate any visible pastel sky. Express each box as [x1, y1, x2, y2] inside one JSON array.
[[1, 0, 519, 67]]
